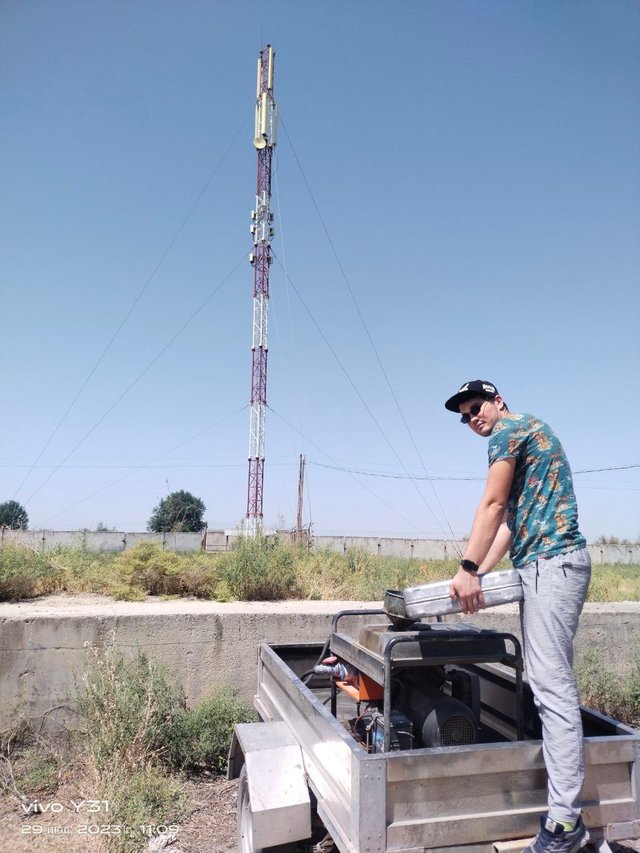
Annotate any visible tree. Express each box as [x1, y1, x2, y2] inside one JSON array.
[[147, 490, 206, 533], [0, 500, 29, 530]]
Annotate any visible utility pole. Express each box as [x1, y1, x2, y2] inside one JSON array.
[[246, 45, 277, 535], [296, 454, 305, 541]]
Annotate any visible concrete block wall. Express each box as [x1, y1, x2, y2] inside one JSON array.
[[2, 529, 639, 563], [310, 536, 640, 565], [312, 536, 464, 560], [0, 528, 207, 553]]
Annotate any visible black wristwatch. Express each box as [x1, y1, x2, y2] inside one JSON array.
[[460, 559, 479, 575]]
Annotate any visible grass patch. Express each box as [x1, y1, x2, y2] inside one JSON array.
[[586, 564, 640, 603], [292, 547, 451, 600], [15, 750, 59, 794], [0, 543, 61, 601], [2, 540, 640, 603], [576, 649, 640, 728]]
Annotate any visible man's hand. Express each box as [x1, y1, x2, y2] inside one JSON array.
[[450, 567, 485, 614]]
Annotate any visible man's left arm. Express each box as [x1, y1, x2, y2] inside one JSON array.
[[450, 457, 515, 613]]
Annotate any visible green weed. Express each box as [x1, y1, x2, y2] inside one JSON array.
[[15, 750, 59, 795], [220, 532, 298, 600], [587, 565, 640, 603], [112, 542, 183, 596], [0, 544, 60, 600], [76, 646, 179, 771], [576, 649, 640, 727], [100, 764, 184, 853], [163, 691, 255, 773]]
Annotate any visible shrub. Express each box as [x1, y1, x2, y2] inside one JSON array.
[[220, 533, 297, 600], [112, 542, 183, 596], [0, 544, 59, 601], [76, 646, 179, 771], [163, 691, 255, 773], [178, 552, 222, 598], [49, 544, 116, 594]]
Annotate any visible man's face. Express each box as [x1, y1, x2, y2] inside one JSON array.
[[458, 395, 503, 438]]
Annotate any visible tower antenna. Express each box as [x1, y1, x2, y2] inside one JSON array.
[[246, 45, 277, 535]]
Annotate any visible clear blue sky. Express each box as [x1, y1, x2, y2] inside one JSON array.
[[2, 0, 638, 540]]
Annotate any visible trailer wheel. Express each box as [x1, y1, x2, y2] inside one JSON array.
[[237, 765, 299, 853]]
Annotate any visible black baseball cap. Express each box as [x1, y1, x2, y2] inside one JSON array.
[[445, 380, 499, 412]]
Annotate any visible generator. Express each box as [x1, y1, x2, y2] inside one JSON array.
[[321, 611, 524, 753]]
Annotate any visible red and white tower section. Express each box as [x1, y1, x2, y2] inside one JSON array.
[[246, 45, 277, 534]]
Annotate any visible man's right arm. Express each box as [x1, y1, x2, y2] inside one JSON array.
[[478, 519, 511, 575]]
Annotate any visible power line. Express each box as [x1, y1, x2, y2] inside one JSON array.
[[574, 464, 640, 474], [269, 407, 436, 538], [39, 406, 248, 525], [309, 460, 485, 481], [3, 464, 248, 470], [273, 160, 307, 472], [309, 459, 640, 481], [14, 113, 250, 502], [280, 116, 461, 556], [271, 255, 463, 547], [25, 252, 247, 506]]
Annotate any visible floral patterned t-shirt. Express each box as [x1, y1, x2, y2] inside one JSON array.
[[487, 413, 586, 568]]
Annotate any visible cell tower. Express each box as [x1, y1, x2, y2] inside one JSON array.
[[246, 45, 277, 535]]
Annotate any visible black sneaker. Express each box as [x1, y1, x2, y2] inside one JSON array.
[[522, 816, 589, 852]]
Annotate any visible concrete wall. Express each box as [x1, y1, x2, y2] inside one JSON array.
[[313, 536, 467, 560], [2, 528, 639, 563], [1, 598, 638, 732], [311, 537, 640, 565], [0, 528, 207, 553]]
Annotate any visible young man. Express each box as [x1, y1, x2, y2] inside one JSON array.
[[445, 379, 591, 853]]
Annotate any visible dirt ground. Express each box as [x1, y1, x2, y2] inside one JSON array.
[[0, 774, 237, 853]]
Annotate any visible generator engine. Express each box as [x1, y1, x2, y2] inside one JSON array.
[[322, 618, 518, 753], [399, 666, 479, 748]]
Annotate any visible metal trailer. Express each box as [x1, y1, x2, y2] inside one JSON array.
[[228, 609, 640, 853]]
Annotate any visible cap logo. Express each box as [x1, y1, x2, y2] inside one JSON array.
[[458, 383, 469, 392], [482, 383, 496, 394]]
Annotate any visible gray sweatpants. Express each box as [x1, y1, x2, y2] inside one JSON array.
[[517, 546, 591, 824]]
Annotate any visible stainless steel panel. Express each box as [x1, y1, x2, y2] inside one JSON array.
[[387, 810, 541, 850], [330, 629, 385, 683], [256, 644, 357, 848], [403, 569, 523, 619], [244, 743, 311, 848], [386, 740, 545, 782], [384, 736, 640, 849], [352, 754, 387, 853]]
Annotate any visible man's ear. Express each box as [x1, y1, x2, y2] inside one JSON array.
[[494, 394, 508, 413]]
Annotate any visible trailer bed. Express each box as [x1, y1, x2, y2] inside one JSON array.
[[245, 638, 640, 852]]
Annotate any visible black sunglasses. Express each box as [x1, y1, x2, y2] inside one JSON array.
[[460, 400, 489, 424]]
